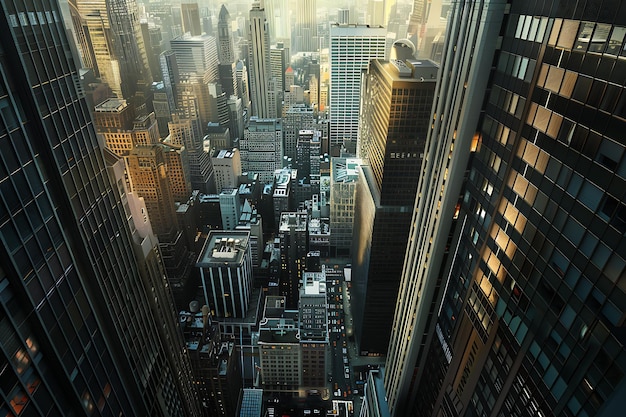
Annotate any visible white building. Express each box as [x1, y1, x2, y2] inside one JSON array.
[[170, 33, 219, 84], [329, 24, 386, 150], [211, 148, 242, 193]]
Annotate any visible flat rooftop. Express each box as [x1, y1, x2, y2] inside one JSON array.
[[196, 231, 250, 267]]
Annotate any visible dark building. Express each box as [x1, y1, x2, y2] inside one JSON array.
[[386, 1, 626, 417], [0, 1, 200, 416], [180, 306, 242, 417], [352, 56, 437, 355], [279, 212, 309, 309]]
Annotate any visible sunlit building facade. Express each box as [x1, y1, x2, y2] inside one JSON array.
[[0, 2, 199, 415], [329, 24, 386, 150], [386, 1, 626, 417]]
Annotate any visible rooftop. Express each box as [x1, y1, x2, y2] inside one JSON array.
[[332, 157, 361, 183], [196, 231, 250, 266], [94, 98, 127, 112]]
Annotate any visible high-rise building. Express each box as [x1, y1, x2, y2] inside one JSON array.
[[240, 117, 284, 183], [273, 168, 297, 227], [294, 0, 318, 52], [264, 0, 290, 44], [329, 24, 386, 151], [74, 0, 153, 99], [296, 129, 322, 182], [180, 307, 242, 417], [212, 148, 243, 193], [162, 142, 192, 202], [352, 57, 437, 354], [170, 33, 219, 85], [387, 1, 626, 417], [168, 113, 216, 194], [258, 296, 301, 393], [271, 43, 289, 92], [279, 212, 309, 309], [248, 1, 275, 118], [181, 2, 202, 36], [330, 158, 360, 256], [125, 145, 179, 236], [197, 231, 253, 319], [219, 188, 241, 231], [0, 2, 200, 416], [284, 103, 316, 161], [160, 49, 181, 112], [217, 4, 236, 65], [299, 270, 329, 390]]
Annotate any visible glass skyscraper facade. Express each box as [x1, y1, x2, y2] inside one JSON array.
[[0, 1, 198, 416], [387, 1, 626, 416]]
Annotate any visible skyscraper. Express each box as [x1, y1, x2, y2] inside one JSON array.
[[240, 117, 284, 183], [181, 2, 202, 36], [74, 0, 153, 99], [248, 2, 275, 118], [387, 1, 626, 416], [0, 1, 199, 416], [294, 0, 318, 52], [126, 145, 179, 236], [352, 56, 437, 355], [329, 24, 386, 152], [217, 5, 236, 65]]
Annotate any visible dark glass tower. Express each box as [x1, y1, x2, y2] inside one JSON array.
[[387, 1, 626, 416], [0, 2, 199, 416], [352, 57, 437, 355]]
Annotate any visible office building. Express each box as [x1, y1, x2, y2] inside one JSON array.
[[279, 212, 309, 309], [180, 307, 242, 417], [168, 113, 215, 194], [94, 102, 160, 157], [212, 148, 242, 193], [126, 145, 179, 236], [330, 158, 361, 256], [160, 49, 181, 113], [0, 2, 200, 415], [170, 33, 219, 85], [74, 0, 153, 99], [181, 2, 202, 36], [299, 270, 329, 390], [352, 56, 437, 355], [273, 168, 297, 228], [258, 297, 301, 394], [264, 0, 290, 44], [329, 24, 386, 151], [387, 1, 626, 417], [219, 188, 241, 231], [284, 104, 316, 161], [296, 129, 322, 183], [240, 117, 284, 183], [235, 60, 252, 116], [247, 2, 274, 118], [218, 5, 236, 65], [294, 0, 317, 52], [197, 231, 253, 318], [162, 141, 192, 202], [270, 43, 288, 93]]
